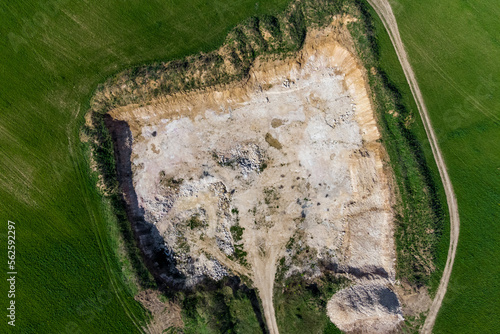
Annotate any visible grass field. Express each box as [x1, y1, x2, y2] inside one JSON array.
[[0, 1, 290, 333], [3, 0, 493, 332], [382, 0, 500, 332]]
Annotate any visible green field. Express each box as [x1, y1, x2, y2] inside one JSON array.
[[2, 0, 496, 332], [0, 1, 290, 333], [380, 0, 500, 332]]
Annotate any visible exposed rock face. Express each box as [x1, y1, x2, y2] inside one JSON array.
[[108, 23, 403, 333]]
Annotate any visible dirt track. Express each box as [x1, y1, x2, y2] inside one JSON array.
[[365, 1, 460, 333]]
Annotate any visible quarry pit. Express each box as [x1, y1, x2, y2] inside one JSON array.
[[108, 25, 403, 333]]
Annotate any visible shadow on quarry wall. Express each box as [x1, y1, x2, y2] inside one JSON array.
[[104, 115, 187, 289], [104, 115, 268, 333], [321, 261, 390, 280]]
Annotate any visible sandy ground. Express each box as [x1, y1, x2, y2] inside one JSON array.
[[110, 22, 403, 334], [365, 1, 461, 333]]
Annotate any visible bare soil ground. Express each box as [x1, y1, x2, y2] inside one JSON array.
[[110, 21, 405, 333]]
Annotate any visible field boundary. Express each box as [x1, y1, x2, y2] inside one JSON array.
[[365, 1, 460, 332]]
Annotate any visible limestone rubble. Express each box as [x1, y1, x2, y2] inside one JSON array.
[[109, 23, 403, 333]]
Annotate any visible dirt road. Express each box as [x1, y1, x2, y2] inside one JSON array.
[[252, 250, 280, 334], [365, 1, 460, 333]]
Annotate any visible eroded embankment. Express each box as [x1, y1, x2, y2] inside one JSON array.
[[105, 22, 403, 333]]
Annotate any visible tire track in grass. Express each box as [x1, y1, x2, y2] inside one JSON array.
[[406, 38, 499, 122]]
